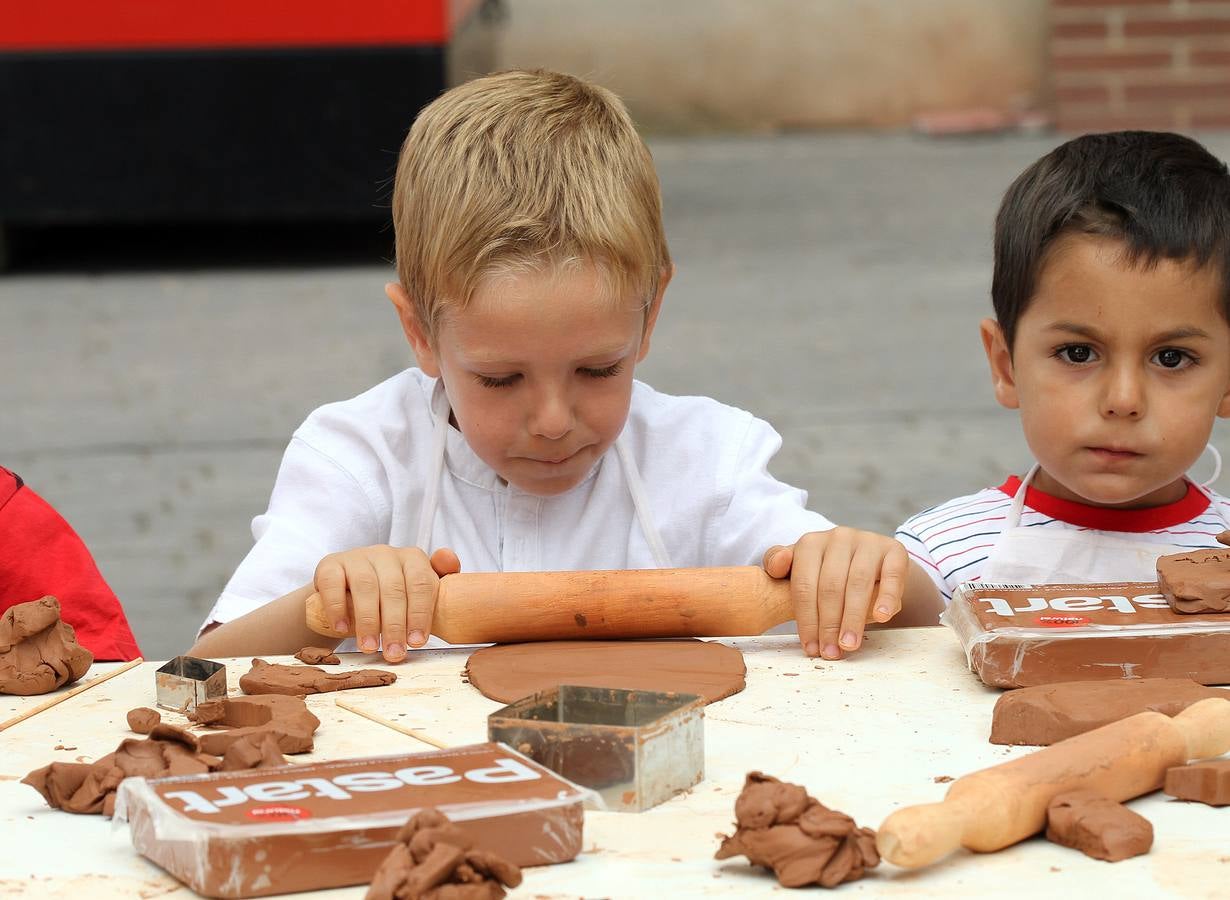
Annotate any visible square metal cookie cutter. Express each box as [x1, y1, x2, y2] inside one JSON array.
[[487, 684, 704, 812], [154, 656, 227, 712]]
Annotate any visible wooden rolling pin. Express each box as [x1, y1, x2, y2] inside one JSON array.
[[877, 696, 1230, 868], [305, 566, 803, 643]]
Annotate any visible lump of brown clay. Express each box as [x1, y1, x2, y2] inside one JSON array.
[[1045, 790, 1153, 861], [240, 657, 396, 696], [990, 678, 1228, 746], [127, 707, 161, 734], [366, 808, 523, 900], [295, 646, 341, 665], [189, 695, 321, 755], [23, 719, 293, 817], [1164, 759, 1230, 806], [1158, 532, 1230, 614], [0, 597, 93, 695], [715, 772, 878, 888]]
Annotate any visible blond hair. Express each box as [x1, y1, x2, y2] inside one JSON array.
[[392, 69, 671, 338]]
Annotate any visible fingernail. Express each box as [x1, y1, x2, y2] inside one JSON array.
[[408, 630, 425, 647], [805, 641, 820, 658], [359, 636, 377, 653], [822, 644, 841, 660], [385, 642, 405, 661], [840, 631, 858, 650], [334, 619, 349, 634], [876, 605, 891, 620]]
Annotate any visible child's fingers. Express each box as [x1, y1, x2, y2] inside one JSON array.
[[837, 543, 882, 652], [370, 551, 409, 663], [871, 542, 908, 623], [789, 537, 824, 657], [816, 534, 855, 660], [314, 557, 351, 635], [403, 551, 439, 649], [346, 556, 383, 654], [761, 544, 793, 579]]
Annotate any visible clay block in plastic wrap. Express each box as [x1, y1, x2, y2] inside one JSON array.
[[943, 582, 1230, 688], [114, 742, 596, 898]]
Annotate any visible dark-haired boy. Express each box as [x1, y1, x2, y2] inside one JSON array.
[[898, 131, 1230, 605]]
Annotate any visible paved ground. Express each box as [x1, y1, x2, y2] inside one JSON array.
[[6, 131, 1230, 658]]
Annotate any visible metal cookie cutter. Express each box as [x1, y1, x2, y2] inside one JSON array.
[[155, 656, 227, 712], [488, 684, 704, 812]]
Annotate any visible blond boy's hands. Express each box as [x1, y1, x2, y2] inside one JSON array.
[[313, 545, 462, 663], [763, 528, 908, 660]]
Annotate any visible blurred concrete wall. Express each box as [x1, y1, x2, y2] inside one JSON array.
[[493, 0, 1050, 131]]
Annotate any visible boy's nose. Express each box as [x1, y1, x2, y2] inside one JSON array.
[[1101, 366, 1145, 419], [529, 390, 575, 439]]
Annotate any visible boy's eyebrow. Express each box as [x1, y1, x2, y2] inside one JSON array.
[[462, 342, 637, 368], [1044, 321, 1212, 343]]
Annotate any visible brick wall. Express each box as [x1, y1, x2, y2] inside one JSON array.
[[1051, 0, 1230, 131]]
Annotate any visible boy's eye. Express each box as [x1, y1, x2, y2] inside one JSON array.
[[1056, 344, 1096, 364], [579, 362, 624, 379], [476, 373, 520, 388], [1152, 348, 1195, 370]]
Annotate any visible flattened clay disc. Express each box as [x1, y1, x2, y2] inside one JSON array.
[[464, 639, 746, 705]]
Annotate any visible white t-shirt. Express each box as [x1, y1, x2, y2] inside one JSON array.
[[204, 369, 833, 638], [896, 474, 1230, 604]]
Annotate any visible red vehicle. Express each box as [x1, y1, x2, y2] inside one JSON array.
[[0, 1, 491, 263]]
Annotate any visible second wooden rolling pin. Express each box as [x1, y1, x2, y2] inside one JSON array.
[[304, 566, 805, 643], [876, 696, 1230, 868]]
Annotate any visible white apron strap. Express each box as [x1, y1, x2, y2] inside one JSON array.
[[616, 433, 673, 568], [414, 381, 451, 553]]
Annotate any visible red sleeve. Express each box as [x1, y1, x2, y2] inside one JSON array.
[[0, 468, 141, 661]]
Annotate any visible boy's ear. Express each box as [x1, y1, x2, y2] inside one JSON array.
[[980, 317, 1020, 410], [385, 282, 441, 377], [636, 264, 674, 362]]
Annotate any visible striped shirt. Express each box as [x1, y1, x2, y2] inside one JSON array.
[[896, 475, 1230, 604]]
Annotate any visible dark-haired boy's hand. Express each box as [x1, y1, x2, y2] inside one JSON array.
[[313, 545, 462, 663], [762, 528, 907, 660]]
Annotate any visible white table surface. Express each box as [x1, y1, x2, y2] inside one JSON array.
[[0, 629, 1226, 899]]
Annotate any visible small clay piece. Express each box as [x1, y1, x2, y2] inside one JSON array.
[[190, 695, 321, 755], [990, 678, 1228, 746], [465, 639, 747, 705], [240, 657, 396, 696], [366, 808, 523, 900], [1164, 759, 1230, 806], [126, 707, 161, 734], [1158, 532, 1230, 613], [0, 597, 94, 695], [295, 646, 341, 665], [220, 733, 289, 771], [1045, 790, 1153, 861], [715, 772, 878, 888]]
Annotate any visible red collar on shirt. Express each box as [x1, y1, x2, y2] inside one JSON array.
[[996, 475, 1210, 532]]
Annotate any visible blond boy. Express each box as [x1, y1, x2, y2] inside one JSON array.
[[193, 70, 935, 664]]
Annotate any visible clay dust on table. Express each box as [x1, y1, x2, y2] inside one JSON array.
[[0, 597, 92, 696]]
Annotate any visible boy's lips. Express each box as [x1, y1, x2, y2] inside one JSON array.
[[1087, 446, 1143, 461]]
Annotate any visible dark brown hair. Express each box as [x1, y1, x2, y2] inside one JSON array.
[[992, 131, 1230, 349]]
